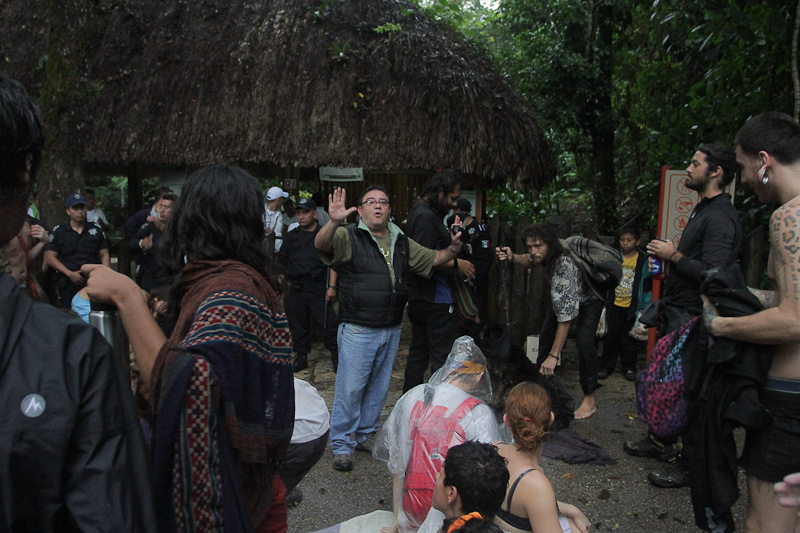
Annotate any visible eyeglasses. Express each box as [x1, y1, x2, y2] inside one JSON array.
[[360, 198, 390, 207]]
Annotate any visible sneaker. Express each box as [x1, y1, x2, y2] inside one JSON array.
[[598, 368, 611, 380], [333, 454, 353, 472], [624, 369, 636, 382], [648, 458, 689, 488], [355, 433, 376, 454], [286, 487, 303, 506], [623, 434, 678, 462]]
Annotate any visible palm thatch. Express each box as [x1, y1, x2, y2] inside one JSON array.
[[82, 0, 553, 189]]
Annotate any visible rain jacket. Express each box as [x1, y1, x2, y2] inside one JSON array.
[[0, 273, 155, 531]]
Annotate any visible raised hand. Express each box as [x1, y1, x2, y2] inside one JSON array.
[[328, 187, 357, 224]]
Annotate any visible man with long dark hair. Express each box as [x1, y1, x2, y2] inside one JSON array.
[[496, 222, 604, 420], [405, 169, 476, 392], [0, 71, 155, 530]]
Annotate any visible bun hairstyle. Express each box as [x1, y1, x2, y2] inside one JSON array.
[[505, 382, 552, 452]]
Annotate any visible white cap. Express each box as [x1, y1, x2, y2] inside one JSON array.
[[266, 186, 289, 201]]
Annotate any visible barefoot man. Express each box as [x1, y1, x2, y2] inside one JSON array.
[[496, 222, 604, 419]]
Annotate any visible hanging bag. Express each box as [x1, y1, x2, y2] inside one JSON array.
[[635, 317, 699, 440]]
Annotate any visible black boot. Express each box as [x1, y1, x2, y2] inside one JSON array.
[[293, 353, 308, 373]]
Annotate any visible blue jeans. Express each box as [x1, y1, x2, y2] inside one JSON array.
[[330, 322, 401, 455]]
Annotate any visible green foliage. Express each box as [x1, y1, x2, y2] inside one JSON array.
[[375, 22, 402, 34]]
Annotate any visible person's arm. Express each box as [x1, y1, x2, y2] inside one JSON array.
[[27, 224, 48, 261], [315, 188, 357, 254], [432, 215, 465, 268], [99, 248, 111, 268], [709, 206, 800, 343], [81, 264, 166, 389], [45, 250, 84, 285], [556, 502, 590, 533], [326, 268, 338, 301], [648, 213, 738, 282], [496, 246, 533, 269], [389, 473, 403, 533], [540, 321, 570, 377]]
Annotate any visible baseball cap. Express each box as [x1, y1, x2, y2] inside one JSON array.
[[296, 198, 317, 211], [266, 186, 289, 201], [456, 198, 472, 213], [66, 193, 87, 208]]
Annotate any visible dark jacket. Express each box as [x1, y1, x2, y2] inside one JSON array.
[[277, 222, 327, 286], [337, 225, 409, 327], [131, 222, 170, 291], [0, 273, 155, 531], [683, 266, 774, 531]]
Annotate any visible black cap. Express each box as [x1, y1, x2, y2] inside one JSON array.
[[296, 198, 317, 211], [456, 198, 472, 213]]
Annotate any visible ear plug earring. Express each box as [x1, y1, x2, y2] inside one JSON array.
[[759, 166, 770, 185]]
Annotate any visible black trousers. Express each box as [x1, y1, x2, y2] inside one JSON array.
[[276, 430, 329, 494], [287, 286, 338, 356], [599, 304, 641, 372], [403, 299, 460, 393], [538, 298, 603, 395]]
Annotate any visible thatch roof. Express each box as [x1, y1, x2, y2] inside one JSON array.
[[3, 0, 555, 189]]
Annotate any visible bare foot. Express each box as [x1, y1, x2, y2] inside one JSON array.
[[574, 404, 597, 419], [574, 394, 597, 419]]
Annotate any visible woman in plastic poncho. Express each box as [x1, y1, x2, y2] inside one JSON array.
[[374, 335, 502, 533]]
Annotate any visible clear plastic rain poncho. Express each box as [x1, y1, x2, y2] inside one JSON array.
[[373, 336, 501, 532]]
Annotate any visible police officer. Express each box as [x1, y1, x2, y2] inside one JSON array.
[[44, 193, 110, 307], [278, 198, 339, 372]]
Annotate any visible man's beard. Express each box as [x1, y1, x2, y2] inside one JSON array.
[[686, 169, 711, 192]]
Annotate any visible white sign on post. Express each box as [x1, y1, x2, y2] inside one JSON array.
[[658, 169, 735, 246]]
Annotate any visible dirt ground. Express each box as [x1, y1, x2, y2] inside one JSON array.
[[287, 326, 748, 533]]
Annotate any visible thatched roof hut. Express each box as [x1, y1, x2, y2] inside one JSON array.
[[2, 0, 554, 223], [83, 0, 554, 188]]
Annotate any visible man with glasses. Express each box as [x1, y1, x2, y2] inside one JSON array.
[[316, 185, 466, 472]]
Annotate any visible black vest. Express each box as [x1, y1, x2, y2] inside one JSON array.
[[338, 225, 409, 327]]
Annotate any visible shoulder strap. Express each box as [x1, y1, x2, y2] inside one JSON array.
[[505, 468, 538, 510]]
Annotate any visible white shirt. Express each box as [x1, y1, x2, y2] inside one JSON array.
[[87, 207, 109, 226], [292, 378, 330, 444], [263, 206, 284, 252]]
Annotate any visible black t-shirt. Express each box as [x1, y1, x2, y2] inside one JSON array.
[[45, 222, 108, 272], [406, 200, 451, 303]]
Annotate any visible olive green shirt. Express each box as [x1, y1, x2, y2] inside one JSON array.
[[318, 220, 436, 285]]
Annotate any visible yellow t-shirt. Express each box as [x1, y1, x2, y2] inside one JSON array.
[[614, 253, 637, 308]]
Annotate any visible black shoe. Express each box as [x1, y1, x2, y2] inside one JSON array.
[[286, 487, 303, 506], [624, 369, 636, 382], [355, 433, 376, 454], [597, 368, 611, 380], [648, 458, 689, 488], [333, 454, 353, 472], [623, 434, 678, 462], [293, 355, 309, 373]]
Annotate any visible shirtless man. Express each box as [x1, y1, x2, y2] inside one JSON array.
[[0, 217, 48, 297], [704, 112, 800, 532]]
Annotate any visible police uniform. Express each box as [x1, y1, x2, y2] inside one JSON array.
[[45, 221, 107, 305]]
